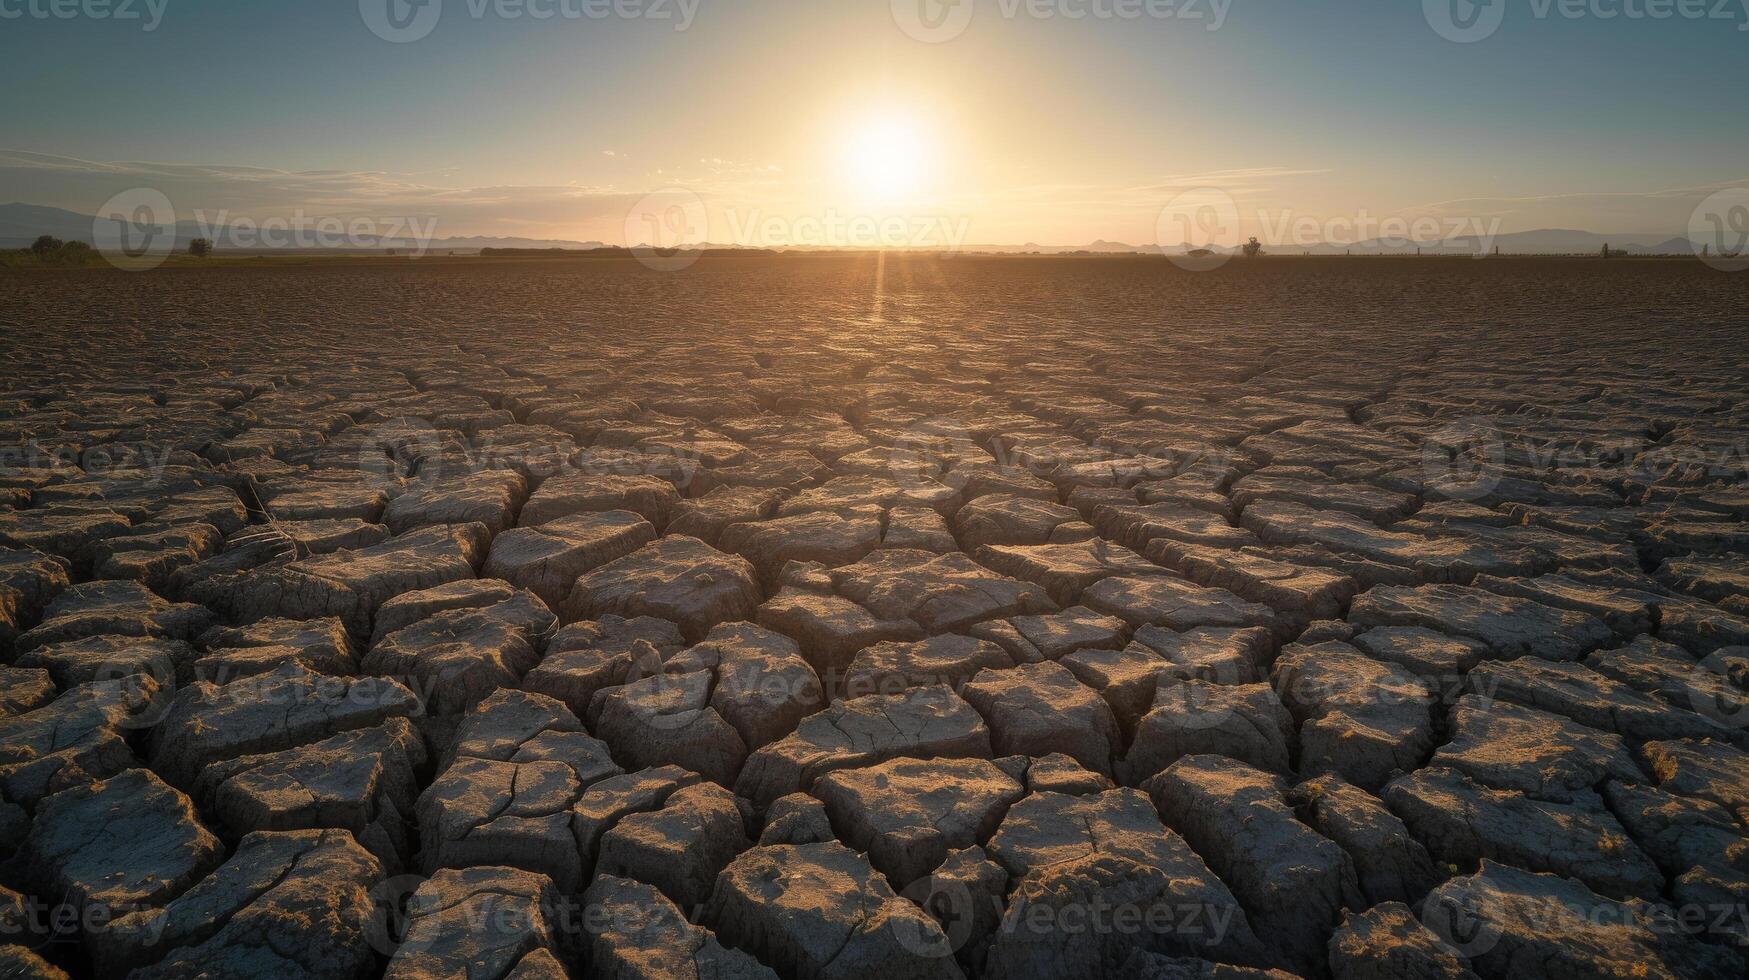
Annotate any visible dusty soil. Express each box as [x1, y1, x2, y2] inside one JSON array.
[[2, 254, 1747, 979]]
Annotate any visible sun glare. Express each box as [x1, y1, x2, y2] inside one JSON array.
[[841, 111, 932, 201]]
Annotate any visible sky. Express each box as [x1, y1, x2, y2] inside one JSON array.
[[2, 0, 1747, 247]]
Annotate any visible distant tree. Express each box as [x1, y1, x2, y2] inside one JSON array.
[[1242, 237, 1264, 258], [31, 235, 62, 258], [189, 238, 213, 258]]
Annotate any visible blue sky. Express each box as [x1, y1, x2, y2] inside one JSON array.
[[2, 0, 1745, 244]]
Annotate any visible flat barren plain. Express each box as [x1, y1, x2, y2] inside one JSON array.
[[2, 254, 1748, 980]]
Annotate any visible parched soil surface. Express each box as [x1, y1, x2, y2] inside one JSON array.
[[2, 254, 1748, 979]]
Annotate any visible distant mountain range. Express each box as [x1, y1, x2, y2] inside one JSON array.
[[0, 203, 1707, 256]]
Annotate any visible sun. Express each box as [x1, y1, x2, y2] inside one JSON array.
[[840, 111, 933, 202]]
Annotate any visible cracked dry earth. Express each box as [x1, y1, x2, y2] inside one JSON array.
[[2, 254, 1749, 980]]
